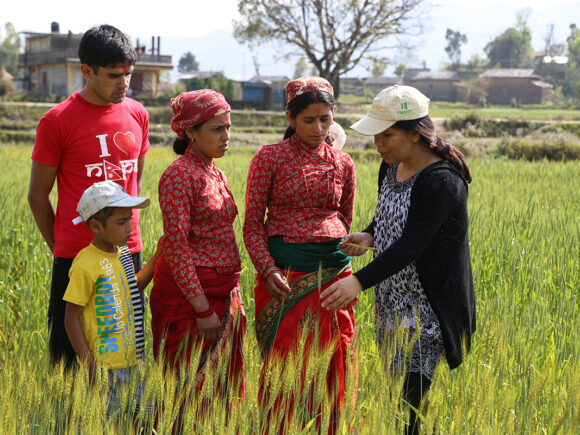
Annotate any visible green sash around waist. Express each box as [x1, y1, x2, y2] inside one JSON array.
[[268, 235, 351, 272]]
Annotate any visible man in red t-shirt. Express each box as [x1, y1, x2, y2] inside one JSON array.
[[28, 25, 150, 368]]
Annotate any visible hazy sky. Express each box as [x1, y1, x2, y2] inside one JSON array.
[[3, 0, 579, 79]]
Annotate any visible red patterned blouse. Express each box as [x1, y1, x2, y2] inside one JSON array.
[[159, 146, 241, 301], [243, 134, 356, 275]]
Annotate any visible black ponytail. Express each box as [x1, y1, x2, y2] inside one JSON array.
[[173, 137, 188, 155], [172, 123, 203, 155], [394, 116, 472, 183]]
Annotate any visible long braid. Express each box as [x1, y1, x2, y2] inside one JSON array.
[[395, 116, 472, 183]]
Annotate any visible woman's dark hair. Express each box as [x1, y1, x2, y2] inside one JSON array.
[[172, 123, 202, 155], [283, 91, 335, 139], [78, 24, 136, 72], [394, 116, 472, 183]]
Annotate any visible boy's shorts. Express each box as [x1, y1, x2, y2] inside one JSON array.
[[106, 366, 152, 418]]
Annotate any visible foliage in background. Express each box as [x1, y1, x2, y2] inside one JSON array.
[[182, 73, 235, 101], [497, 134, 580, 161], [0, 22, 22, 96], [443, 112, 543, 137], [0, 23, 21, 77], [444, 29, 467, 71], [177, 51, 200, 74], [484, 8, 534, 68]]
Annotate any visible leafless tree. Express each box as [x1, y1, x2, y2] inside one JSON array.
[[233, 0, 428, 97]]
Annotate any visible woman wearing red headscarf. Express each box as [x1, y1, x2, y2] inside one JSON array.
[[150, 90, 245, 405], [243, 76, 356, 432]]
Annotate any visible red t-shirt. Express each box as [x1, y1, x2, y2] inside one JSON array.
[[32, 92, 150, 258]]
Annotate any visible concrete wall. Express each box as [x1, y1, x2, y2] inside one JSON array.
[[411, 80, 458, 101], [484, 78, 548, 104]]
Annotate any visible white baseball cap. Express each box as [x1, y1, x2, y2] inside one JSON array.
[[350, 85, 430, 136], [73, 181, 150, 225]]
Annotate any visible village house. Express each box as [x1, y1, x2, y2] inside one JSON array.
[[479, 69, 553, 104], [241, 76, 288, 109], [364, 76, 402, 96], [19, 22, 173, 98], [408, 71, 461, 102]]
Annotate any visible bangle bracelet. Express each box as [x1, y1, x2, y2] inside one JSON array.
[[262, 266, 281, 281], [195, 307, 214, 319]]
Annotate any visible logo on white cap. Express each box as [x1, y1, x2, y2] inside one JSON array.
[[350, 85, 430, 136]]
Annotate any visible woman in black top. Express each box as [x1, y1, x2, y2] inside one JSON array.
[[320, 85, 476, 434]]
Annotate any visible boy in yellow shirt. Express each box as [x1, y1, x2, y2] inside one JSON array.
[[64, 180, 160, 416]]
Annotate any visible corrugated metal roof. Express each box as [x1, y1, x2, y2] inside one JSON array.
[[480, 69, 537, 78], [409, 71, 459, 81], [531, 80, 554, 89], [364, 76, 402, 85]]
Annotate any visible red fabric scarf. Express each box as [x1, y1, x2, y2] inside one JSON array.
[[150, 254, 245, 387]]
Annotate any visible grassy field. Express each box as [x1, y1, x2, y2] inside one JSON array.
[[0, 145, 578, 433]]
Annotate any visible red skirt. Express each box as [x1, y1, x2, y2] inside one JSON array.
[[150, 254, 246, 392], [254, 267, 357, 433]]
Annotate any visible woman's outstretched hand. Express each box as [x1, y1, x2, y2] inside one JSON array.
[[265, 271, 291, 299], [339, 232, 374, 257], [196, 313, 222, 343], [320, 275, 362, 310]]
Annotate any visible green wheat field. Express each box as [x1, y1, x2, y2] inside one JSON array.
[[0, 145, 578, 433]]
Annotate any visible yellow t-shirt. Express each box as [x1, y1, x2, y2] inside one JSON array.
[[64, 244, 137, 369]]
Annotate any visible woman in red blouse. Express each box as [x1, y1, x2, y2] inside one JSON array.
[[150, 90, 245, 415], [243, 76, 356, 432]]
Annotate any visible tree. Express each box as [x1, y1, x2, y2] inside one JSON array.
[[484, 9, 533, 68], [234, 0, 428, 98], [566, 23, 580, 98], [293, 57, 309, 78], [0, 23, 21, 77], [394, 63, 407, 77], [177, 51, 199, 73], [543, 24, 565, 57], [444, 29, 467, 70], [464, 54, 487, 73], [369, 58, 388, 77], [188, 73, 236, 101], [567, 23, 580, 63]]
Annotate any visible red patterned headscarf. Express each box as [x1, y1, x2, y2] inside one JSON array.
[[285, 76, 334, 107], [170, 89, 231, 140]]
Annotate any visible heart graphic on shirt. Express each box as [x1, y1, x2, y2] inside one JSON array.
[[113, 131, 137, 155]]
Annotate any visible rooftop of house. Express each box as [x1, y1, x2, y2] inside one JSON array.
[[531, 80, 554, 89], [480, 69, 538, 78], [409, 71, 460, 81], [364, 76, 402, 85], [247, 75, 289, 84]]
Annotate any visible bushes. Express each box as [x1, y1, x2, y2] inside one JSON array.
[[444, 112, 543, 137], [542, 123, 580, 136], [0, 129, 35, 144], [496, 134, 580, 161], [0, 104, 52, 122]]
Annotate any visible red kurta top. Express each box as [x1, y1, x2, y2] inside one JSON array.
[[159, 147, 241, 302], [243, 134, 356, 275]]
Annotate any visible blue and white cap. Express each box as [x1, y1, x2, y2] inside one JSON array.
[[72, 180, 150, 225]]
